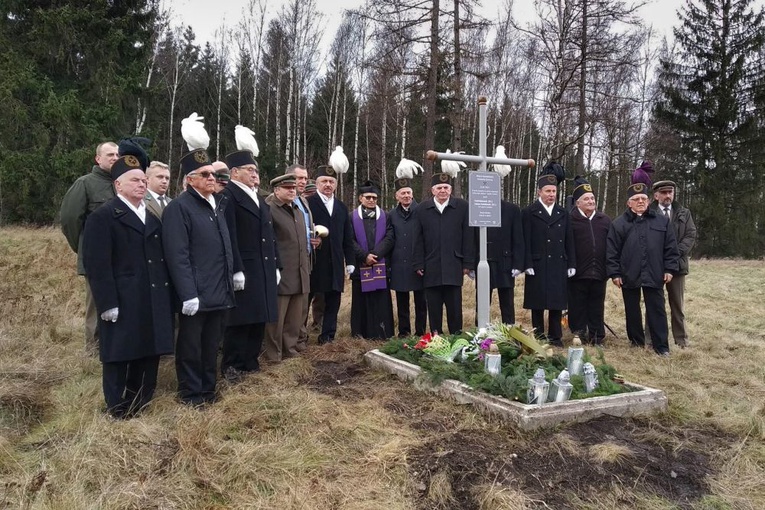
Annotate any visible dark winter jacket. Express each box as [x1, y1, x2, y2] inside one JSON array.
[[387, 202, 423, 292], [570, 208, 611, 281], [481, 200, 525, 289], [307, 193, 355, 293]]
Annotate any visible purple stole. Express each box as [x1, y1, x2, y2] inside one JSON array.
[[352, 207, 388, 292]]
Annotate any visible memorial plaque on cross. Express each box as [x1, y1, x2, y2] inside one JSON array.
[[426, 96, 535, 329]]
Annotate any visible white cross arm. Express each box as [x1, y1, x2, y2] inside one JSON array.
[[426, 150, 535, 168]]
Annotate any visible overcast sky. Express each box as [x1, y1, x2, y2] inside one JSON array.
[[167, 0, 690, 50]]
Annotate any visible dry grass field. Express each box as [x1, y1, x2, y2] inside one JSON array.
[[1, 226, 764, 509]]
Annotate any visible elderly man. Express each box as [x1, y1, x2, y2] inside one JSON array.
[[144, 160, 172, 219], [307, 165, 355, 344], [82, 153, 174, 419], [522, 168, 576, 347], [220, 150, 279, 380], [650, 180, 697, 348], [264, 174, 311, 360], [388, 177, 427, 337], [163, 148, 235, 406], [349, 181, 395, 339], [60, 141, 119, 355], [413, 173, 475, 335], [568, 176, 611, 345], [607, 183, 679, 356]]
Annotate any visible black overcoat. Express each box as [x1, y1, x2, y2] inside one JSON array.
[[606, 208, 679, 289], [412, 197, 475, 288], [522, 200, 576, 310], [82, 197, 174, 363], [387, 202, 423, 292], [570, 208, 611, 281], [162, 188, 235, 311], [307, 193, 355, 293], [483, 200, 525, 289], [221, 183, 279, 325]]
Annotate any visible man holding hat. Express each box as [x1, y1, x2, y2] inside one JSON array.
[[650, 180, 696, 348], [162, 148, 235, 405], [82, 151, 174, 419], [349, 181, 395, 339], [307, 165, 355, 344], [522, 163, 576, 347], [568, 176, 611, 345], [219, 151, 279, 380], [607, 182, 679, 356], [413, 173, 475, 335], [264, 173, 312, 360], [388, 177, 427, 337]]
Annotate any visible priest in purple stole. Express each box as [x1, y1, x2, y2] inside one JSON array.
[[349, 181, 395, 339]]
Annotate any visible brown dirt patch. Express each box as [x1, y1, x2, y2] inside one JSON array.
[[300, 359, 368, 402]]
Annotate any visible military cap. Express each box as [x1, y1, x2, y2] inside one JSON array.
[[271, 173, 297, 188]]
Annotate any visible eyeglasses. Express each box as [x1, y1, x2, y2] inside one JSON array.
[[361, 195, 378, 200], [189, 170, 215, 179]]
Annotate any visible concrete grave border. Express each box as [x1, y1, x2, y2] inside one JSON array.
[[364, 349, 667, 430]]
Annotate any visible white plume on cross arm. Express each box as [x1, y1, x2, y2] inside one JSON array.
[[492, 146, 513, 177], [235, 125, 259, 157], [395, 158, 423, 179], [441, 148, 466, 178], [329, 146, 349, 174], [181, 112, 210, 151]]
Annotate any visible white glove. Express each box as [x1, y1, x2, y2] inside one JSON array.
[[525, 268, 535, 276], [276, 269, 281, 285], [182, 297, 200, 316], [511, 269, 522, 278], [100, 307, 119, 322], [567, 268, 576, 278], [233, 271, 245, 291], [346, 265, 355, 276]]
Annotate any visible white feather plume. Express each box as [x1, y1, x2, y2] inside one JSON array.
[[235, 125, 259, 157], [329, 146, 349, 174], [492, 145, 512, 177], [395, 157, 423, 179], [181, 112, 210, 151], [441, 148, 466, 178]]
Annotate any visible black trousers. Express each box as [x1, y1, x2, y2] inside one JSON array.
[[176, 309, 227, 405], [531, 309, 563, 342], [395, 290, 427, 337], [318, 290, 341, 343], [493, 287, 516, 325], [102, 355, 160, 418], [222, 322, 265, 373], [622, 286, 669, 353], [567, 279, 607, 343], [425, 285, 463, 335]]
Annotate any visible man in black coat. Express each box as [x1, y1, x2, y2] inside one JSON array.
[[307, 165, 355, 344], [163, 148, 235, 405], [413, 173, 475, 335], [607, 183, 679, 356], [220, 151, 279, 381], [484, 198, 525, 325], [388, 177, 427, 337], [522, 170, 576, 347], [568, 176, 611, 345], [82, 155, 174, 419]]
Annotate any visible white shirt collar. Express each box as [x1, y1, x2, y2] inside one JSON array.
[[434, 197, 449, 213], [230, 179, 259, 206], [319, 192, 334, 214], [578, 208, 596, 220], [539, 198, 554, 215], [118, 194, 146, 224]]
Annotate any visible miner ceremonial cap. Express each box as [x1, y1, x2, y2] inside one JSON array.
[[358, 180, 380, 196], [627, 182, 649, 198], [111, 155, 144, 181], [315, 165, 337, 179], [225, 150, 258, 170], [537, 160, 565, 188], [572, 175, 593, 202], [394, 177, 412, 191], [430, 173, 452, 187], [271, 173, 297, 188], [652, 180, 676, 192], [180, 149, 212, 175]]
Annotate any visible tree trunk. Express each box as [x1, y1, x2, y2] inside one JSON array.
[[422, 0, 440, 199]]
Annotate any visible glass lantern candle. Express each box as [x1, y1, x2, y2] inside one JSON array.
[[567, 346, 585, 376], [527, 368, 549, 407], [583, 362, 599, 393], [548, 369, 573, 403], [484, 343, 502, 376]]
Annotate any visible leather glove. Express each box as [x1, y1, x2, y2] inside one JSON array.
[[182, 297, 200, 316], [511, 269, 522, 278], [233, 271, 245, 291], [276, 269, 281, 285], [567, 268, 576, 278], [525, 268, 535, 276], [100, 307, 119, 322], [345, 265, 355, 276]]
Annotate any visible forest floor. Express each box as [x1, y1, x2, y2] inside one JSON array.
[[1, 226, 763, 509]]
